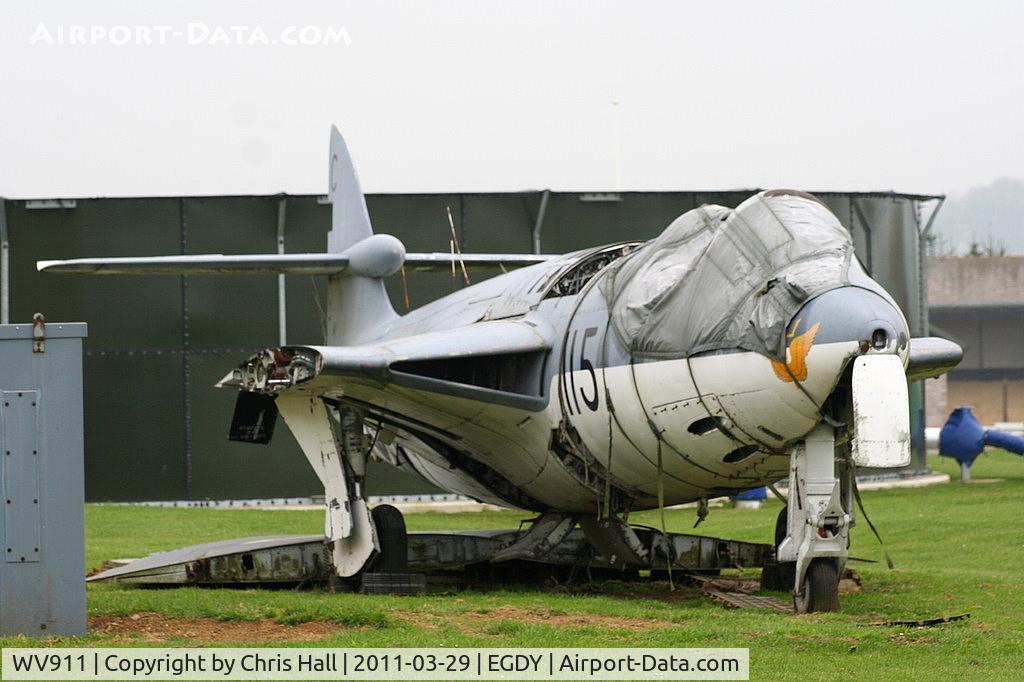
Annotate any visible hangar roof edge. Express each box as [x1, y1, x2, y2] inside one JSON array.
[[0, 189, 945, 203]]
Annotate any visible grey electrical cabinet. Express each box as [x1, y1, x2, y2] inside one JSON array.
[[0, 320, 87, 636]]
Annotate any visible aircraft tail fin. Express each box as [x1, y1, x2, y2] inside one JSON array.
[[327, 126, 375, 253], [324, 126, 398, 343]]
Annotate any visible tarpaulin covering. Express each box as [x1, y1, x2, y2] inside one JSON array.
[[602, 191, 854, 361]]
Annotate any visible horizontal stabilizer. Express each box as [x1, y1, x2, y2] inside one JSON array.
[[37, 253, 351, 275], [38, 252, 556, 275], [906, 336, 963, 381]]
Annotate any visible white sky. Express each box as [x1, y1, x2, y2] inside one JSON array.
[[1, 1, 1022, 198]]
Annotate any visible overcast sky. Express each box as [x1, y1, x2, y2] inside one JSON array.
[[1, 1, 1022, 198]]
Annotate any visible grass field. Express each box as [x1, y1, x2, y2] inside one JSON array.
[[3, 452, 1024, 680]]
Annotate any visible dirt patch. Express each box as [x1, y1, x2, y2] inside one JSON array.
[[393, 605, 670, 634], [89, 613, 344, 643]]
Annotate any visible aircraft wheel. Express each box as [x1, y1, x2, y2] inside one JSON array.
[[793, 558, 840, 613], [361, 504, 425, 595], [761, 505, 795, 592], [370, 504, 408, 574], [774, 505, 787, 547]]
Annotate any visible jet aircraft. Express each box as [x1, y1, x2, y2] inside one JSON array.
[[40, 127, 962, 612]]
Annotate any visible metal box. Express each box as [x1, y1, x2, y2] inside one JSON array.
[[0, 320, 87, 636]]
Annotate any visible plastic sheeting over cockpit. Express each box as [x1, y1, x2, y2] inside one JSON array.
[[602, 191, 854, 362]]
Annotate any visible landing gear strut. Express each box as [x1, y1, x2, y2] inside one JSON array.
[[276, 396, 380, 578], [776, 423, 852, 613]]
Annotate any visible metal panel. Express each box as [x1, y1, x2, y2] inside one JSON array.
[[851, 356, 911, 467], [0, 323, 86, 636], [2, 390, 40, 563]]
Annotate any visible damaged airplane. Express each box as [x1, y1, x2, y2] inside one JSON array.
[[40, 127, 962, 612]]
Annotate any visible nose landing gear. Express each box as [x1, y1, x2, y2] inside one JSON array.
[[775, 423, 852, 613]]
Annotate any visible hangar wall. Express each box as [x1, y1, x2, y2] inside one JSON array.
[[0, 191, 940, 501]]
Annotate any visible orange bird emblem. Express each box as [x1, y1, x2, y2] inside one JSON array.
[[771, 321, 820, 382]]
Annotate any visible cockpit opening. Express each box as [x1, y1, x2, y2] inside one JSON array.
[[543, 243, 641, 299]]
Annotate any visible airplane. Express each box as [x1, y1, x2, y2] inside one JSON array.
[[39, 126, 962, 612]]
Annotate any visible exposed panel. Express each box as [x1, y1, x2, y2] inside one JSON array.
[[2, 391, 40, 563]]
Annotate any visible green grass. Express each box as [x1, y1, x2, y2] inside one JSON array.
[[4, 452, 1024, 680]]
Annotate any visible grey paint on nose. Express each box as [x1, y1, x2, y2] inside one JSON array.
[[789, 286, 910, 351]]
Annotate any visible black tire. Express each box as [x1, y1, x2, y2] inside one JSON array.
[[794, 558, 840, 613], [774, 505, 788, 547], [369, 504, 408, 574], [768, 505, 795, 592]]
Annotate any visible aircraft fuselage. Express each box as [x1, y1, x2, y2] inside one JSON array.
[[348, 246, 910, 514]]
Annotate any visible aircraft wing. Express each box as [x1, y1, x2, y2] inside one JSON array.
[[222, 318, 555, 412], [36, 254, 353, 275], [403, 253, 557, 273], [906, 336, 963, 381], [37, 252, 556, 275]]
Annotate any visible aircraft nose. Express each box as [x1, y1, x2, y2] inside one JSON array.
[[786, 285, 910, 358]]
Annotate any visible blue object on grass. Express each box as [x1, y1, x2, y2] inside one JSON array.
[[939, 406, 1024, 473], [732, 486, 768, 502]]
